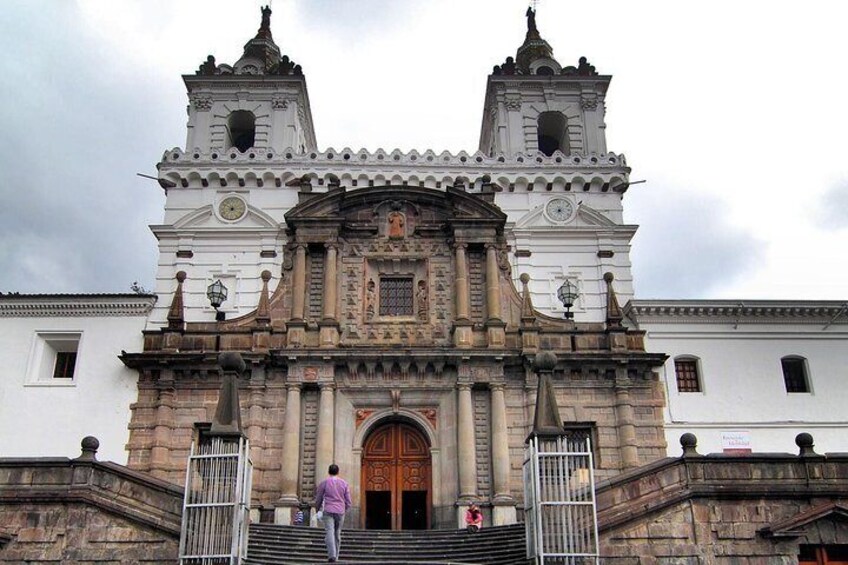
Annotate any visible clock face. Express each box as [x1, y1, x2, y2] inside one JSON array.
[[545, 198, 574, 222], [219, 196, 246, 221]]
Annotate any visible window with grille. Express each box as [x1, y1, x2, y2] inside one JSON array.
[[782, 356, 810, 393], [379, 277, 413, 316], [674, 358, 701, 392]]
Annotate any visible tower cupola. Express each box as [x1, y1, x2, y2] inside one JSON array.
[[515, 7, 560, 76], [181, 5, 315, 154], [480, 8, 610, 158]]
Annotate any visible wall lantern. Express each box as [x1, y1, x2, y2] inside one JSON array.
[[557, 279, 579, 320], [207, 279, 228, 321]]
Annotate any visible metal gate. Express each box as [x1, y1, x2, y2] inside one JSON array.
[[524, 434, 599, 564], [179, 436, 253, 565]]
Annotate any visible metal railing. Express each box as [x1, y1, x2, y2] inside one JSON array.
[[524, 435, 599, 565], [179, 436, 253, 565]]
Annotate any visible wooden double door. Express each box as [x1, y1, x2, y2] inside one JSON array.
[[361, 422, 431, 530]]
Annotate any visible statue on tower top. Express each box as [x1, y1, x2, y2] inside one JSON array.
[[525, 6, 537, 34], [257, 5, 272, 39]]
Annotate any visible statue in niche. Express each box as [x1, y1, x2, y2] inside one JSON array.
[[417, 280, 429, 321], [387, 211, 405, 239], [365, 278, 376, 321]]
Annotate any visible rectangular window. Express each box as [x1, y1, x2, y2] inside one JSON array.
[[674, 359, 701, 392], [52, 351, 77, 379], [782, 357, 810, 393], [25, 332, 81, 386], [379, 277, 413, 316]]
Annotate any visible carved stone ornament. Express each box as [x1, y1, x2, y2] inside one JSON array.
[[272, 95, 290, 110], [504, 95, 522, 111], [355, 409, 374, 428], [191, 93, 213, 111], [581, 96, 599, 110], [418, 408, 437, 429]]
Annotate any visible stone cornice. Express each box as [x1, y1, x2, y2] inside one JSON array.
[[157, 147, 630, 193], [624, 299, 848, 326], [0, 294, 157, 318]]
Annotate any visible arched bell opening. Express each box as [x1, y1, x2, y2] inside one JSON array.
[[360, 417, 432, 530], [537, 111, 569, 156]]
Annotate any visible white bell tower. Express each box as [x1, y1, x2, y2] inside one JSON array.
[[479, 8, 610, 158], [183, 5, 316, 155]]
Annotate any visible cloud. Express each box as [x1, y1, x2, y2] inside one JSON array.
[[818, 180, 848, 230], [626, 184, 766, 299]]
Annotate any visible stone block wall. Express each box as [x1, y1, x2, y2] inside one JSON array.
[[596, 451, 848, 563], [126, 371, 287, 507], [0, 454, 181, 563]]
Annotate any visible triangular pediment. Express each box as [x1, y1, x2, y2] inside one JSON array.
[[761, 503, 848, 538], [514, 202, 617, 229], [172, 204, 279, 229]]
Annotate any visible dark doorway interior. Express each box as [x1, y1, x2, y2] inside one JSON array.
[[365, 491, 392, 530], [401, 491, 427, 530]]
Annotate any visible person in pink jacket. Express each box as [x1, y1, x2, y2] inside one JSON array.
[[465, 502, 483, 533], [315, 464, 352, 562]]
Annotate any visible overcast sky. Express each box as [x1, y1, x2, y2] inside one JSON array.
[[1, 0, 846, 300]]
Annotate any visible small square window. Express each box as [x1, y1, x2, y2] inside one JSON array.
[[26, 332, 81, 386], [379, 277, 413, 316], [674, 358, 701, 392], [782, 357, 810, 393]]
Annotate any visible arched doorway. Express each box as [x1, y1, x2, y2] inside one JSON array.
[[361, 421, 431, 530]]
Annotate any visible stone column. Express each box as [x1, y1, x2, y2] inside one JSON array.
[[319, 244, 340, 347], [291, 244, 307, 321], [614, 371, 639, 469], [314, 383, 335, 481], [485, 244, 502, 321], [150, 387, 174, 476], [490, 383, 517, 525], [276, 383, 302, 523], [454, 244, 470, 321], [456, 382, 477, 500], [322, 245, 338, 321]]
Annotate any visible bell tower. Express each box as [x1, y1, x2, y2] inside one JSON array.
[[480, 8, 636, 321], [479, 7, 609, 158], [183, 5, 316, 154]]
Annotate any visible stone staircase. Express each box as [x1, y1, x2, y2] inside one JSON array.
[[244, 523, 528, 564]]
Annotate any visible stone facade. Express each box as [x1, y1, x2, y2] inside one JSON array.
[[597, 442, 848, 563], [0, 441, 181, 563], [122, 182, 667, 529]]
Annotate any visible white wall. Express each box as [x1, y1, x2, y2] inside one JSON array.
[[634, 312, 848, 456], [0, 310, 148, 463]]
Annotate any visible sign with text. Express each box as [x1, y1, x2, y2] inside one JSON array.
[[721, 430, 752, 454]]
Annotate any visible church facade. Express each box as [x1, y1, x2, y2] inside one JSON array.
[[121, 7, 666, 529]]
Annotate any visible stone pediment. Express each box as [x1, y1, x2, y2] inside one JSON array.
[[172, 204, 279, 230], [285, 186, 507, 233], [514, 202, 617, 229], [760, 503, 848, 538]]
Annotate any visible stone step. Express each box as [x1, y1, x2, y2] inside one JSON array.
[[245, 523, 528, 565]]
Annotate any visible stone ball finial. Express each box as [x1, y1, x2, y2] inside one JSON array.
[[78, 436, 100, 461], [680, 433, 699, 457], [520, 273, 530, 285], [261, 270, 272, 282], [218, 351, 246, 374], [176, 271, 187, 283], [603, 272, 614, 283], [796, 432, 817, 457], [533, 351, 558, 372]]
